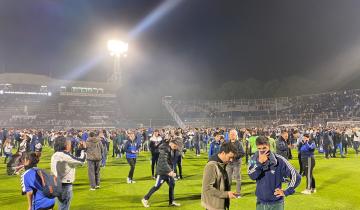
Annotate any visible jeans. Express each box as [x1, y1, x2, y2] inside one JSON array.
[[226, 159, 241, 193], [58, 184, 73, 210], [144, 175, 175, 204], [256, 200, 284, 210], [101, 147, 108, 167], [333, 143, 343, 157], [173, 155, 182, 178]]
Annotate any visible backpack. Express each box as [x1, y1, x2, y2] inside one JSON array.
[[35, 169, 62, 198]]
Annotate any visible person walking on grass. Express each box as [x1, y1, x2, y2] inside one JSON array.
[[124, 131, 140, 184], [86, 131, 104, 190], [142, 137, 183, 208], [248, 136, 301, 210]]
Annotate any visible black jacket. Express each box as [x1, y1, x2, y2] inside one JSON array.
[[229, 140, 245, 161], [156, 143, 174, 176], [276, 136, 289, 159]]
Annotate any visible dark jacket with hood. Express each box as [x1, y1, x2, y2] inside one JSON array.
[[86, 137, 104, 161]]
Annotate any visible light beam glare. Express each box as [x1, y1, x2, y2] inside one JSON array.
[[129, 0, 183, 39], [64, 0, 183, 82]]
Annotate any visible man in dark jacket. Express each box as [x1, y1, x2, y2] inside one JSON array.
[[226, 129, 245, 195], [149, 129, 163, 179], [248, 136, 301, 210], [322, 130, 333, 159], [86, 131, 104, 190], [142, 137, 183, 208], [276, 130, 289, 159]]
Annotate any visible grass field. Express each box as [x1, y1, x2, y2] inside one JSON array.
[[0, 144, 360, 210]]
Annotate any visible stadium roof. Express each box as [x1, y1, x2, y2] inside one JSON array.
[[0, 73, 118, 91]]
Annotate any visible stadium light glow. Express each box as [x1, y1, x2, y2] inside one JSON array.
[[107, 40, 128, 57]]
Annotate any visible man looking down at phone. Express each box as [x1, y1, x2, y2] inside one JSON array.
[[248, 136, 301, 210], [201, 142, 239, 210]]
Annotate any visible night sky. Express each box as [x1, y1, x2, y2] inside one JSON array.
[[2, 0, 360, 91]]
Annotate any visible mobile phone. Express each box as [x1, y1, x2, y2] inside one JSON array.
[[234, 193, 241, 198]]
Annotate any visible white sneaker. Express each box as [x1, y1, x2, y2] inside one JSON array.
[[95, 185, 100, 189], [127, 178, 132, 184], [131, 180, 136, 184], [311, 188, 317, 193], [90, 188, 96, 191], [301, 189, 312, 195], [141, 198, 150, 208], [169, 201, 181, 207]]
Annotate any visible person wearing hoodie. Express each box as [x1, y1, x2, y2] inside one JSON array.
[[248, 136, 301, 210], [86, 131, 104, 190]]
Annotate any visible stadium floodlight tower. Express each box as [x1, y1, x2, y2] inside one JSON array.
[[107, 39, 128, 83]]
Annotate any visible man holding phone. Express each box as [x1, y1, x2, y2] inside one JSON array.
[[201, 142, 239, 210], [248, 136, 301, 210]]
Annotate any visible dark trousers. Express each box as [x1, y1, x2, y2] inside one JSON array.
[[127, 158, 136, 179], [324, 144, 331, 158], [194, 141, 200, 155], [144, 175, 175, 204], [87, 160, 101, 188], [354, 141, 360, 154], [173, 156, 182, 178], [298, 153, 303, 174], [151, 153, 159, 177], [301, 157, 315, 189]]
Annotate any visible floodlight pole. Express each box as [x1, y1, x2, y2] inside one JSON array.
[[107, 40, 128, 84], [109, 54, 121, 83]]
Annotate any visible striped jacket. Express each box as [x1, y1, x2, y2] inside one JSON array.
[[248, 152, 301, 204]]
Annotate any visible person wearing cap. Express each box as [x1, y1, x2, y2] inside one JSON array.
[[142, 137, 183, 208]]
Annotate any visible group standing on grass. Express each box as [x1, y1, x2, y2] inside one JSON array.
[[0, 125, 356, 209]]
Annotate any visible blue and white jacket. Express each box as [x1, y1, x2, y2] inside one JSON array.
[[248, 151, 301, 204], [299, 140, 316, 158], [124, 139, 140, 159]]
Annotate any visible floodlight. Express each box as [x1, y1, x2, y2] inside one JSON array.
[[107, 40, 128, 57]]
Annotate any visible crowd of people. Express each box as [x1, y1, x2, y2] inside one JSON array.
[[0, 125, 359, 210]]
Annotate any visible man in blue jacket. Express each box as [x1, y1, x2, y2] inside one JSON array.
[[299, 133, 316, 195], [208, 132, 222, 159], [248, 136, 301, 210]]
